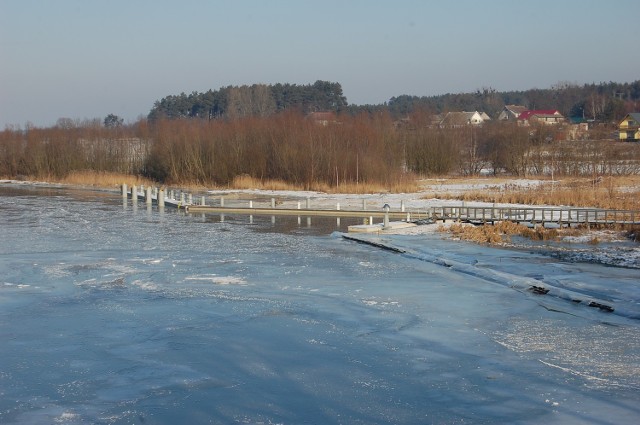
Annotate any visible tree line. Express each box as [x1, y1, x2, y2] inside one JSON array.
[[0, 120, 148, 179], [148, 80, 348, 121], [383, 80, 640, 122], [2, 110, 639, 189], [148, 79, 640, 124]]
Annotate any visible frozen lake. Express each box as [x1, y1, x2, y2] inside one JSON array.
[[1, 184, 639, 424]]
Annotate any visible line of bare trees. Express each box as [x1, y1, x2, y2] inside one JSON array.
[[1, 111, 639, 187], [143, 111, 405, 189], [0, 120, 148, 179]]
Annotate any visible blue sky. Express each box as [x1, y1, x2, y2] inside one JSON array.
[[1, 0, 639, 128]]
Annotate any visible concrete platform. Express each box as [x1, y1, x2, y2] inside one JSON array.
[[348, 221, 417, 233]]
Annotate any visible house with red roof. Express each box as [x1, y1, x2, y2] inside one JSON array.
[[517, 110, 565, 125]]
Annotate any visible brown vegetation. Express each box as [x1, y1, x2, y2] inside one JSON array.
[[2, 111, 640, 197], [59, 170, 156, 188], [425, 175, 640, 210], [144, 111, 409, 190], [444, 221, 581, 244]]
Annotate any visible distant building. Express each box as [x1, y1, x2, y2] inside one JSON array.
[[618, 113, 640, 142], [517, 110, 565, 125], [306, 111, 337, 126], [497, 105, 527, 121], [439, 111, 490, 127]]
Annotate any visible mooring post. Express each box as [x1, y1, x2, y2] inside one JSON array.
[[158, 189, 165, 207], [271, 198, 275, 208], [121, 184, 127, 198], [201, 196, 206, 206], [337, 202, 340, 211], [250, 200, 253, 209], [383, 204, 390, 229], [401, 200, 405, 213], [131, 185, 137, 200], [188, 193, 193, 205], [180, 192, 185, 205], [220, 197, 224, 207], [145, 186, 152, 204], [297, 201, 301, 210]]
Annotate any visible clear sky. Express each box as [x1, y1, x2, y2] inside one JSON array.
[[1, 0, 639, 128]]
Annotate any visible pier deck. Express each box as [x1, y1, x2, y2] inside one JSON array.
[[124, 185, 640, 227]]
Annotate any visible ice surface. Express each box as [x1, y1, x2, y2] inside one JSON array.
[[1, 184, 639, 424]]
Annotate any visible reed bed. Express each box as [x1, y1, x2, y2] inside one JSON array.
[[48, 171, 156, 189], [425, 176, 640, 210], [442, 221, 600, 244], [228, 174, 420, 194]]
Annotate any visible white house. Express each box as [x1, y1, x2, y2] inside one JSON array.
[[439, 111, 490, 127]]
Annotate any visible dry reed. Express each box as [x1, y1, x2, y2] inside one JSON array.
[[229, 174, 419, 194], [230, 175, 304, 191], [442, 221, 565, 244], [58, 170, 156, 189], [425, 176, 640, 210]]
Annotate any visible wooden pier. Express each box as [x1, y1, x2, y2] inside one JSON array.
[[122, 184, 640, 228]]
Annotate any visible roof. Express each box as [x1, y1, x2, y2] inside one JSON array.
[[518, 110, 562, 120], [622, 113, 640, 123], [505, 105, 527, 115], [440, 111, 487, 126]]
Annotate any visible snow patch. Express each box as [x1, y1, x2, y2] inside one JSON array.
[[185, 275, 247, 285]]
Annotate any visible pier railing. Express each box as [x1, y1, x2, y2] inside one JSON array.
[[429, 206, 639, 226]]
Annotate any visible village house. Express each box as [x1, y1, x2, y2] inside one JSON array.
[[618, 113, 640, 142], [517, 109, 565, 126], [439, 111, 490, 127], [497, 105, 527, 121]]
